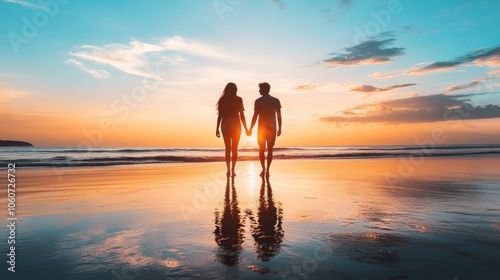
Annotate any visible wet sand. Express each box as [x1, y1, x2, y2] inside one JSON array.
[[1, 157, 500, 279]]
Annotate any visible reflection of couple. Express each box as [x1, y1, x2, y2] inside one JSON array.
[[215, 82, 282, 177], [214, 178, 284, 266]]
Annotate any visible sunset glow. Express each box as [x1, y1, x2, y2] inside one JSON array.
[[1, 0, 499, 147]]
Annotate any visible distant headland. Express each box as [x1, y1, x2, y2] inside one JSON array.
[[0, 140, 34, 147]]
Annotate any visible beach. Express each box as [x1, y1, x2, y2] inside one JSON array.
[[1, 156, 499, 279], [3, 0, 500, 279]]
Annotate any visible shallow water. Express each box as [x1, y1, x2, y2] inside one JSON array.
[[1, 158, 499, 279], [2, 145, 500, 167]]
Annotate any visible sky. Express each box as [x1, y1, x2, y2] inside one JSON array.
[[1, 0, 499, 147]]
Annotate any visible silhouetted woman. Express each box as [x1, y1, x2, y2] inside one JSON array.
[[216, 82, 248, 176], [214, 177, 245, 267]]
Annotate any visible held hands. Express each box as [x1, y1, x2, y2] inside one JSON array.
[[243, 128, 281, 136]]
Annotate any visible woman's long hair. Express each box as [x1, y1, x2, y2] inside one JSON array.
[[217, 82, 238, 116]]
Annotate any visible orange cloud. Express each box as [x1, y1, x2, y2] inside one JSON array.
[[320, 93, 500, 124], [445, 77, 494, 93], [0, 83, 31, 102], [292, 84, 325, 91], [348, 83, 416, 96], [372, 45, 500, 78]]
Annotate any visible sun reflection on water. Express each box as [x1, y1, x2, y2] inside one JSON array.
[[247, 162, 256, 195]]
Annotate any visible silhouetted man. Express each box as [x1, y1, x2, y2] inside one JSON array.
[[248, 82, 282, 177]]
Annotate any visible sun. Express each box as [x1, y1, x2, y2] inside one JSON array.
[[243, 133, 258, 147]]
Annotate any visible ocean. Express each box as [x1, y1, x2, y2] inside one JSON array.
[[1, 144, 500, 168]]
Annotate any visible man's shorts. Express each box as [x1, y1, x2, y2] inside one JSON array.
[[257, 126, 276, 147]]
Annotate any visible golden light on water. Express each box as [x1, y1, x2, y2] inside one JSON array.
[[247, 162, 257, 195]]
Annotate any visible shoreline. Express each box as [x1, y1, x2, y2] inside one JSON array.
[[2, 144, 500, 170], [3, 151, 500, 170]]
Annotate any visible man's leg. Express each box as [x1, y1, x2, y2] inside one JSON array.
[[266, 140, 273, 174], [257, 128, 266, 176], [266, 129, 277, 175], [259, 144, 266, 176]]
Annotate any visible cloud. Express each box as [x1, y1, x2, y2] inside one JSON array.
[[338, 0, 352, 10], [474, 52, 500, 67], [487, 83, 500, 89], [372, 45, 500, 78], [272, 0, 284, 10], [319, 0, 354, 23], [68, 36, 227, 79], [348, 83, 416, 95], [65, 59, 110, 79], [489, 69, 500, 77], [433, 3, 471, 19], [378, 24, 416, 38], [0, 83, 31, 102], [79, 229, 182, 270], [320, 92, 500, 124], [293, 84, 324, 91], [324, 38, 405, 66], [445, 78, 493, 93], [4, 0, 48, 10]]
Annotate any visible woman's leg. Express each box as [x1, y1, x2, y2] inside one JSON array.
[[222, 132, 231, 175], [231, 130, 241, 176]]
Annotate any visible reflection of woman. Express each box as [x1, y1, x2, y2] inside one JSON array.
[[214, 177, 245, 267], [215, 82, 248, 177], [249, 179, 284, 261]]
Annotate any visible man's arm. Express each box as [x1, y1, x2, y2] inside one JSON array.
[[248, 112, 258, 136], [276, 108, 282, 136], [248, 100, 259, 136]]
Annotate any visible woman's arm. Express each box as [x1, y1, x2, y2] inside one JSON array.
[[240, 110, 248, 132], [216, 114, 222, 137]]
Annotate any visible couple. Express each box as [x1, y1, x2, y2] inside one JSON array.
[[216, 82, 282, 177]]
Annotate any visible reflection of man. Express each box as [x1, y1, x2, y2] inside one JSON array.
[[249, 179, 284, 261], [214, 177, 245, 267], [247, 82, 282, 177]]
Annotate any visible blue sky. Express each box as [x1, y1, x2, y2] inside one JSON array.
[[1, 0, 499, 146]]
